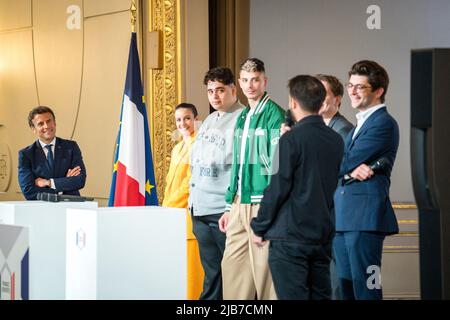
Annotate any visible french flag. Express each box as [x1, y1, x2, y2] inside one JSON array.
[[108, 33, 158, 206]]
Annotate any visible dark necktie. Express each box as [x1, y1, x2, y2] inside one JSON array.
[[45, 144, 54, 171]]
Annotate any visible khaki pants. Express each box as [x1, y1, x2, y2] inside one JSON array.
[[221, 196, 276, 300]]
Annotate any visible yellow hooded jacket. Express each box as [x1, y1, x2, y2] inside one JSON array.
[[162, 133, 203, 299]]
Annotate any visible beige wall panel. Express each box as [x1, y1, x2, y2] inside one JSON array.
[[383, 251, 420, 299], [84, 0, 130, 18], [74, 12, 130, 199], [0, 0, 32, 31], [0, 30, 39, 200], [183, 0, 209, 120], [33, 0, 83, 139]]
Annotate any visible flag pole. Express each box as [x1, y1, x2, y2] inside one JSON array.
[[130, 0, 137, 33]]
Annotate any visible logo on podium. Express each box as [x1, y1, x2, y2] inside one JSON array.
[[0, 225, 29, 300], [76, 229, 86, 250]]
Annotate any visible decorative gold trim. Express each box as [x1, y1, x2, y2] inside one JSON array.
[[176, 0, 181, 104], [392, 232, 419, 237], [383, 245, 419, 249], [148, 0, 180, 204], [384, 293, 420, 299], [383, 250, 419, 253], [130, 1, 137, 32], [397, 220, 418, 224], [0, 143, 12, 192], [384, 252, 419, 254], [393, 203, 417, 209]]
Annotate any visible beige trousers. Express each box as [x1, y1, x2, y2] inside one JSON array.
[[221, 196, 276, 300]]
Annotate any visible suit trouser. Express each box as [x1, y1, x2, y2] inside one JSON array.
[[221, 196, 276, 300], [330, 253, 341, 300], [192, 212, 226, 300], [333, 231, 385, 300], [269, 241, 332, 300]]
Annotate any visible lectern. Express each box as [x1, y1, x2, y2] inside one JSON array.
[[0, 201, 98, 299], [65, 206, 186, 299]]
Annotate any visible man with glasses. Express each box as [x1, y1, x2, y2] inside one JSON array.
[[333, 60, 399, 299]]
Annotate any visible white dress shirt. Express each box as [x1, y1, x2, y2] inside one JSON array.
[[38, 138, 56, 189], [352, 104, 385, 139]]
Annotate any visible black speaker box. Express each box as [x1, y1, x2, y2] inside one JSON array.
[[411, 48, 450, 299]]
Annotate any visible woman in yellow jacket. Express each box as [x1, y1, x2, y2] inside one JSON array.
[[162, 103, 204, 299]]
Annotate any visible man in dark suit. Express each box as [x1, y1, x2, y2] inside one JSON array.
[[333, 60, 399, 300], [315, 74, 354, 300], [316, 74, 354, 141], [18, 106, 87, 200], [250, 75, 344, 299]]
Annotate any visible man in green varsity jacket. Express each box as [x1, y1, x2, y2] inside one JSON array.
[[218, 58, 285, 300]]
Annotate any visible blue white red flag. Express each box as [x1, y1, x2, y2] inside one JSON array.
[[108, 33, 158, 206]]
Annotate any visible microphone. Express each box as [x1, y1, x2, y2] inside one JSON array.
[[284, 109, 295, 127], [37, 192, 94, 202], [343, 157, 390, 184], [36, 192, 58, 202]]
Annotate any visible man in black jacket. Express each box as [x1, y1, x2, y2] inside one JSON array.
[[250, 75, 344, 300]]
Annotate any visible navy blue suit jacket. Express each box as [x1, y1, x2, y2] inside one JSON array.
[[18, 137, 87, 200], [334, 107, 399, 235]]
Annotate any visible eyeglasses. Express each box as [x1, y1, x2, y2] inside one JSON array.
[[345, 83, 372, 92]]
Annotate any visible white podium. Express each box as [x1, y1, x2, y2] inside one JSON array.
[[65, 206, 187, 300], [0, 201, 98, 299]]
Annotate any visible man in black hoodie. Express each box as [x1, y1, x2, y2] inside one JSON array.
[[250, 75, 344, 300]]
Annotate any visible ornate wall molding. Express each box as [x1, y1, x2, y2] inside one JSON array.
[[147, 0, 180, 204], [0, 142, 12, 192]]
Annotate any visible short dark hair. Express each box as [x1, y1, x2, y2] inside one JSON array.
[[240, 58, 265, 73], [288, 75, 326, 113], [203, 67, 235, 86], [175, 103, 198, 118], [348, 60, 389, 103], [28, 106, 56, 128], [315, 74, 344, 98]]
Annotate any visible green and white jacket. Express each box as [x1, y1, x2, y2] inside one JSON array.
[[224, 92, 285, 210]]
